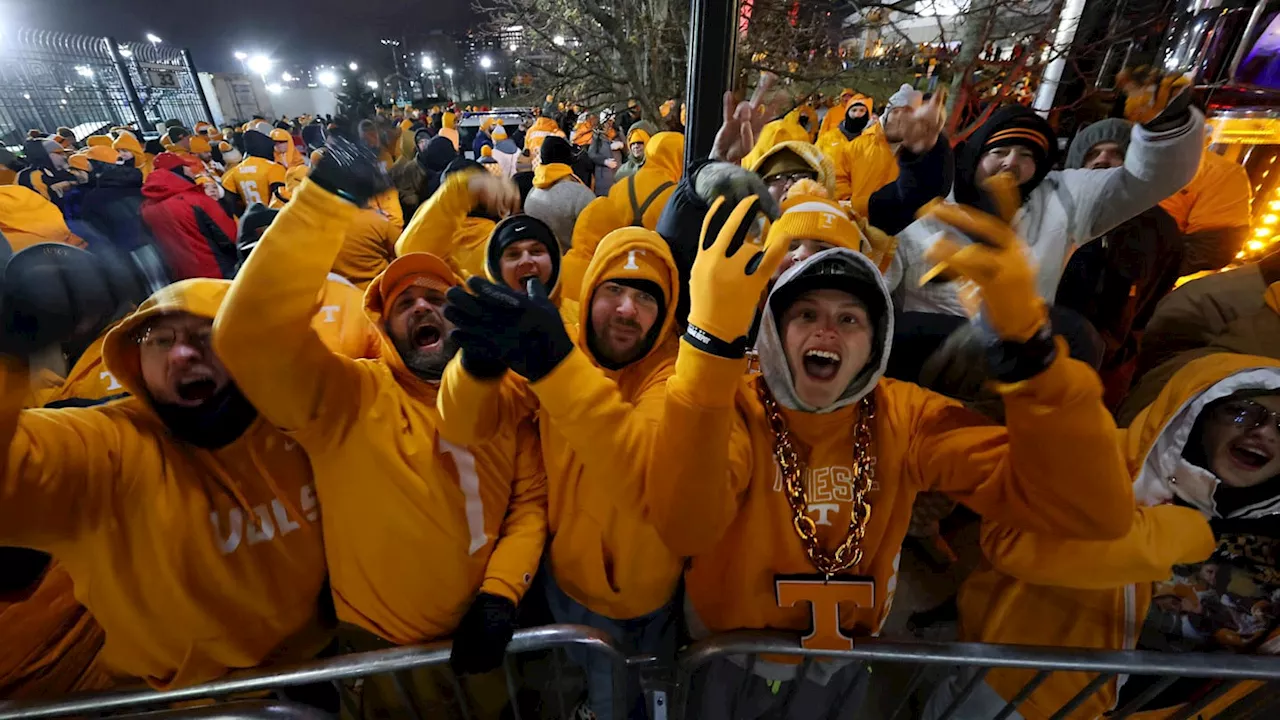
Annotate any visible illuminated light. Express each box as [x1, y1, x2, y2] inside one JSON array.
[[60, 98, 67, 105], [553, 35, 566, 46], [1237, 251, 1247, 259], [445, 68, 453, 76], [281, 72, 294, 82], [510, 43, 518, 52], [145, 33, 162, 44], [422, 56, 433, 70], [234, 51, 248, 60], [119, 48, 133, 58], [265, 83, 283, 94], [22, 93, 30, 100], [348, 62, 358, 71], [1266, 214, 1279, 225], [318, 70, 338, 87], [1248, 240, 1265, 251], [1270, 201, 1280, 211], [367, 80, 379, 89], [480, 56, 492, 69], [1254, 227, 1270, 238], [247, 55, 273, 77]]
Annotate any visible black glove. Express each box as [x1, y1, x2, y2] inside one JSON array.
[[308, 135, 392, 207], [454, 276, 574, 383], [444, 286, 509, 380], [449, 592, 516, 676], [2, 243, 130, 356]]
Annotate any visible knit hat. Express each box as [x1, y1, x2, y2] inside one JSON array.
[[269, 128, 291, 143], [757, 148, 816, 181], [82, 145, 120, 165], [67, 153, 91, 172], [189, 136, 212, 154], [955, 105, 1057, 206], [1065, 118, 1133, 169], [491, 125, 508, 141], [480, 145, 494, 159], [627, 128, 650, 146], [885, 84, 924, 111], [485, 214, 561, 293], [540, 135, 576, 166], [376, 252, 461, 312], [770, 194, 866, 254]]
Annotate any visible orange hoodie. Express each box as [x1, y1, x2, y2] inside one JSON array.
[[0, 186, 85, 250], [960, 353, 1280, 720], [214, 180, 547, 645], [569, 133, 684, 264], [639, 248, 1132, 663], [439, 229, 684, 619], [0, 279, 328, 689]]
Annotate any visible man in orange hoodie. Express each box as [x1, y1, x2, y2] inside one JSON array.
[[0, 247, 328, 691], [214, 138, 546, 713], [441, 226, 684, 719]]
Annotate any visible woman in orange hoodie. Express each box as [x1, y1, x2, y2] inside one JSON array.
[[938, 353, 1280, 720]]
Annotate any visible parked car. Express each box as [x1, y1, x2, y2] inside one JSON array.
[[457, 109, 532, 159]]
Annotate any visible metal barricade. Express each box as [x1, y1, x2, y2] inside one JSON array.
[[674, 631, 1280, 720], [111, 701, 333, 720], [0, 625, 629, 720]]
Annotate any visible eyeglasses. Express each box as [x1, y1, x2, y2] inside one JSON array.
[[1212, 399, 1280, 434], [136, 324, 214, 353], [764, 171, 817, 187]]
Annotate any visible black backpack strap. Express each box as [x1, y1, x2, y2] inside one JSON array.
[[632, 181, 675, 226]]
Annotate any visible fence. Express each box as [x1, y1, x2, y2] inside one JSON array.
[[0, 29, 213, 148], [2, 626, 1279, 720]]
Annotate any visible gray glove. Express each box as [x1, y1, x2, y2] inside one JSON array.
[[693, 162, 780, 220]]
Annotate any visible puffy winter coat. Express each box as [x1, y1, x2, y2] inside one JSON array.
[[890, 109, 1205, 316], [141, 168, 238, 279], [960, 354, 1279, 720], [0, 279, 329, 689], [525, 164, 596, 252], [80, 164, 152, 251], [216, 181, 547, 644]]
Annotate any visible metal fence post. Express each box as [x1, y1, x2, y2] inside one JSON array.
[[181, 48, 216, 126], [105, 36, 148, 130], [683, 0, 739, 161]]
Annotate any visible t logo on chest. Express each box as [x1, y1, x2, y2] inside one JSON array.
[[775, 575, 875, 651]]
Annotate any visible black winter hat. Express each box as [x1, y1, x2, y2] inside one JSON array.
[[485, 214, 561, 293], [166, 126, 191, 144], [540, 135, 576, 166], [242, 129, 276, 161], [443, 158, 483, 179], [955, 105, 1057, 208], [300, 123, 327, 152]]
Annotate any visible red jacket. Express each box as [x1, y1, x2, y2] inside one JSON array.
[[140, 169, 238, 280]]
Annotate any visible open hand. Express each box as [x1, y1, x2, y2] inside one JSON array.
[[711, 72, 786, 165], [899, 90, 947, 154], [467, 172, 521, 218]]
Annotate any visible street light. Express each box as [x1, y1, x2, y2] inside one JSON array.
[[74, 65, 94, 78], [119, 48, 133, 58], [348, 61, 358, 72], [247, 55, 272, 79], [510, 43, 518, 53], [480, 56, 492, 69], [367, 80, 379, 90], [553, 35, 566, 46], [318, 69, 338, 87], [422, 56, 433, 70], [146, 33, 162, 44], [281, 71, 294, 83], [234, 51, 248, 61]]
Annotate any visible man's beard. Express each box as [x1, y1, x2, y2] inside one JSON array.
[[392, 332, 459, 382]]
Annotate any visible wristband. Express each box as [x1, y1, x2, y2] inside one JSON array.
[[985, 323, 1058, 383], [684, 322, 748, 359]]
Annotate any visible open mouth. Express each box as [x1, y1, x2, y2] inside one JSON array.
[[802, 348, 842, 381], [518, 273, 542, 289], [176, 376, 218, 403], [412, 323, 442, 350], [1228, 440, 1274, 471]]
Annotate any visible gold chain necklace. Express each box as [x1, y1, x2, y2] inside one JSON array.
[[757, 382, 877, 579]]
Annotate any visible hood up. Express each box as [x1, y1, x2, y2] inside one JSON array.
[[0, 186, 78, 250], [483, 214, 563, 300], [1127, 354, 1280, 520], [954, 105, 1057, 209], [362, 253, 463, 393], [243, 130, 276, 162], [102, 278, 231, 410], [577, 227, 681, 369], [643, 132, 685, 185], [747, 140, 837, 198], [421, 136, 458, 173], [741, 119, 811, 170], [141, 166, 198, 201], [757, 247, 894, 414]]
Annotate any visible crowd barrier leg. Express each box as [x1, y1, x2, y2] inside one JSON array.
[[1047, 673, 1114, 720]]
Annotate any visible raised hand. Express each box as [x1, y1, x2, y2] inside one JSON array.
[[711, 72, 785, 165]]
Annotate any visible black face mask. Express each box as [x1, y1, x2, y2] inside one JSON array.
[[152, 382, 258, 449], [841, 113, 869, 138]]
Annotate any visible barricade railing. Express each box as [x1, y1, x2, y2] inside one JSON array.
[[110, 700, 333, 720], [0, 625, 629, 720], [674, 631, 1280, 720]]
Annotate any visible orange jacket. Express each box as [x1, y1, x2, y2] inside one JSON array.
[[440, 229, 684, 619], [1158, 149, 1253, 235], [215, 180, 547, 645], [0, 279, 329, 689], [959, 353, 1280, 720], [833, 124, 897, 217], [221, 157, 289, 209]]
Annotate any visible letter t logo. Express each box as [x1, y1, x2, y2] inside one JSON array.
[[775, 576, 875, 651]]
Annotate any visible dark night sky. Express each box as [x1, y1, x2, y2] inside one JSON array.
[[2, 0, 477, 74]]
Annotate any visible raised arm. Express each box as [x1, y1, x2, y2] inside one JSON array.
[[908, 200, 1133, 539], [1063, 107, 1205, 243], [395, 171, 517, 259], [214, 138, 388, 437], [478, 418, 548, 603], [979, 504, 1214, 590]]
